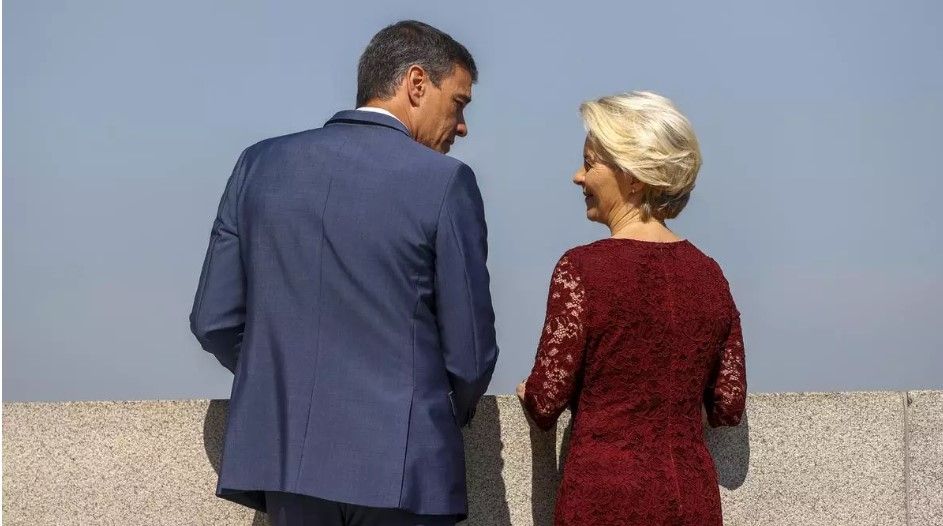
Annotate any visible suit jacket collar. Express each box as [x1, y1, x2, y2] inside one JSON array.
[[326, 110, 411, 137]]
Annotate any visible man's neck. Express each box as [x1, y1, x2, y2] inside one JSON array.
[[357, 100, 411, 133]]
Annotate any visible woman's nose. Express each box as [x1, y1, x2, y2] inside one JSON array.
[[573, 170, 585, 186]]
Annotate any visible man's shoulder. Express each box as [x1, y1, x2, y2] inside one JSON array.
[[237, 125, 473, 190], [354, 128, 468, 174], [240, 128, 325, 158]]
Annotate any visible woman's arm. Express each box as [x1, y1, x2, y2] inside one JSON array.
[[521, 253, 588, 430], [704, 302, 747, 427]]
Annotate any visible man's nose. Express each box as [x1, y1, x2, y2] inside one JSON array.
[[455, 122, 468, 137]]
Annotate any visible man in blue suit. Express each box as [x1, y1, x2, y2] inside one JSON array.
[[190, 20, 498, 526]]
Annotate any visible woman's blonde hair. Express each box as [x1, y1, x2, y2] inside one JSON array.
[[580, 91, 702, 221]]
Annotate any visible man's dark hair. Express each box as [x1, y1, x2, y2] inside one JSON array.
[[356, 20, 478, 107]]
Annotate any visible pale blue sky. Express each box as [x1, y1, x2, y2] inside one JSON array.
[[4, 0, 941, 401]]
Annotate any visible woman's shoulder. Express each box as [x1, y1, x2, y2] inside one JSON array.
[[683, 241, 728, 272], [555, 240, 609, 265], [680, 242, 737, 296]]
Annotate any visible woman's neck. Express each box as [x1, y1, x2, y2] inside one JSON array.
[[607, 210, 681, 241]]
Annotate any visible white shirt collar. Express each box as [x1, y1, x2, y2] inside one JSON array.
[[355, 106, 409, 131]]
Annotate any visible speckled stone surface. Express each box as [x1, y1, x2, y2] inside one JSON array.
[[2, 392, 931, 525], [2, 400, 265, 526], [462, 396, 571, 526], [907, 390, 943, 526], [709, 391, 907, 526]]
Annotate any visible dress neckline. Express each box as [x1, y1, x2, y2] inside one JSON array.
[[602, 237, 690, 247]]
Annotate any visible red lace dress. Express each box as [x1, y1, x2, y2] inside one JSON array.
[[523, 238, 746, 526]]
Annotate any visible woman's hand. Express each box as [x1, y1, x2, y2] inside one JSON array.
[[516, 381, 527, 403]]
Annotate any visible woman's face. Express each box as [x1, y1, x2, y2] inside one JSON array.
[[572, 136, 636, 225]]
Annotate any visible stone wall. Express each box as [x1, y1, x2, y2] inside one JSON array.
[[3, 392, 941, 525]]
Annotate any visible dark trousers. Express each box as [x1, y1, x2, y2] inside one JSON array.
[[264, 491, 458, 526]]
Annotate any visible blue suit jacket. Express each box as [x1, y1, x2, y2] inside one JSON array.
[[190, 110, 499, 517]]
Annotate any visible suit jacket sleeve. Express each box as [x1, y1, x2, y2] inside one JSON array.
[[434, 164, 499, 427], [189, 149, 250, 374]]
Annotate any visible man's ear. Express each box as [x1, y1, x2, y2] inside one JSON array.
[[405, 65, 426, 107]]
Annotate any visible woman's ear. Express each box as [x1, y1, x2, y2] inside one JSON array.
[[622, 170, 645, 195]]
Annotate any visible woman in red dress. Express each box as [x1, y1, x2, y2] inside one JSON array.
[[518, 91, 746, 526]]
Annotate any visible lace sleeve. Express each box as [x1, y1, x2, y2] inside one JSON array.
[[705, 304, 746, 427], [524, 254, 587, 430]]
